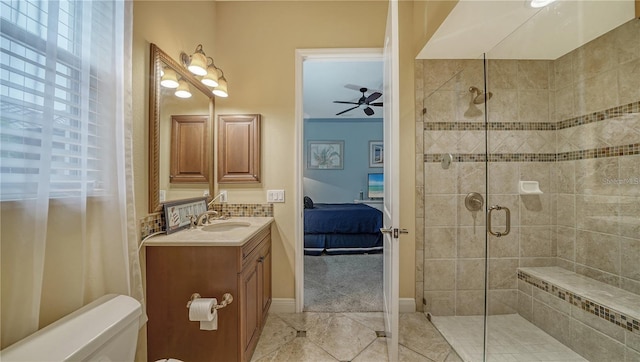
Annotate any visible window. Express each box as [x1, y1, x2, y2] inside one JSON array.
[[0, 0, 119, 200]]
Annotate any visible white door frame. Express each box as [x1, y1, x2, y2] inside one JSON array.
[[294, 48, 383, 313]]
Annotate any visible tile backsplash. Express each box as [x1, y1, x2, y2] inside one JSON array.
[[139, 203, 274, 240]]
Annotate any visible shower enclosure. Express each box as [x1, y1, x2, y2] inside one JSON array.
[[417, 3, 639, 361]]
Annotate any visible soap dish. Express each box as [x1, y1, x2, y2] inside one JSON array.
[[519, 181, 543, 194]]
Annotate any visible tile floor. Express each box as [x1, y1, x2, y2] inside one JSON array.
[[251, 312, 462, 362], [431, 314, 587, 362]]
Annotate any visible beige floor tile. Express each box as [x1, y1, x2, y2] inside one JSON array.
[[306, 314, 378, 361], [344, 312, 385, 332], [399, 313, 455, 362], [257, 312, 459, 362], [275, 312, 335, 331], [251, 314, 297, 361], [352, 338, 388, 362], [252, 338, 338, 362]]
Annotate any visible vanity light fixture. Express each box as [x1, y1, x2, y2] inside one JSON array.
[[181, 44, 229, 97], [212, 73, 228, 98], [174, 79, 192, 98], [181, 44, 208, 76], [201, 58, 220, 88], [160, 68, 179, 88]]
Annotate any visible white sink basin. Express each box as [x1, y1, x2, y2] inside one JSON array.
[[201, 221, 251, 232]]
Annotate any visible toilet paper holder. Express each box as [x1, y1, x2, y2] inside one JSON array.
[[186, 292, 234, 311]]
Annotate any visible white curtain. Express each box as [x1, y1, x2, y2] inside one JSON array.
[[0, 0, 143, 348]]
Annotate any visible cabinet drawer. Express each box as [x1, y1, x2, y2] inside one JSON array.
[[241, 227, 270, 265]]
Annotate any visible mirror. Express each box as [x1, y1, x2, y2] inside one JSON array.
[[149, 43, 214, 213]]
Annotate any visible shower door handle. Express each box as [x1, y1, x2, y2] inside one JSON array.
[[487, 205, 510, 237]]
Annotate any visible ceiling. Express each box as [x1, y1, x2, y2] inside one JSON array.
[[303, 59, 383, 120], [301, 0, 635, 119], [418, 0, 636, 59]]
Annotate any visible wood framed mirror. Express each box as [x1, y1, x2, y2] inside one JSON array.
[[149, 43, 214, 213]]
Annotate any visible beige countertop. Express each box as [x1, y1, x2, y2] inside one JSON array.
[[144, 217, 273, 247]]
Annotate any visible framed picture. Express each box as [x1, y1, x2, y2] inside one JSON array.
[[308, 141, 344, 169], [163, 197, 208, 234], [369, 141, 383, 168]]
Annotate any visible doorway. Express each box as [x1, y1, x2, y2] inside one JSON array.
[[294, 48, 384, 313]]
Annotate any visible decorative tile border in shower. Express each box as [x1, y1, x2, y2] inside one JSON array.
[[423, 100, 640, 132], [138, 203, 274, 240], [423, 143, 639, 163], [557, 143, 640, 161], [518, 270, 640, 335], [423, 121, 556, 131], [557, 101, 640, 130]]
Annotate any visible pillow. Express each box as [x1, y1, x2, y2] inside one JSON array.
[[303, 196, 314, 209]]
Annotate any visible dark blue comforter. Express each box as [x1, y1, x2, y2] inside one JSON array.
[[304, 203, 382, 234]]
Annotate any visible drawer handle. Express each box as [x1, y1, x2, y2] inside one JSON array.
[[257, 256, 265, 263]]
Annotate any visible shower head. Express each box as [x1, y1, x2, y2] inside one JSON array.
[[469, 86, 493, 104]]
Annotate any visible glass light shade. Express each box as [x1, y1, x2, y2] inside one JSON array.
[[188, 51, 207, 76], [160, 68, 179, 88], [174, 79, 192, 98], [201, 65, 219, 87], [212, 77, 228, 98]]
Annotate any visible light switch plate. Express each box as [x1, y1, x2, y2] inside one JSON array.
[[267, 189, 285, 203], [219, 190, 228, 202]]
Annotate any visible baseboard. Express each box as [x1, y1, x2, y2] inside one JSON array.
[[269, 298, 415, 314], [399, 298, 416, 313], [269, 298, 296, 313]]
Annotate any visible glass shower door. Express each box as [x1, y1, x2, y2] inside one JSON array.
[[419, 56, 490, 361]]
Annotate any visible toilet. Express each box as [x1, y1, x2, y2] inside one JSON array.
[[1, 294, 142, 361]]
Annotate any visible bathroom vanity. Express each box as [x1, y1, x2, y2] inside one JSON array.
[[145, 217, 273, 362]]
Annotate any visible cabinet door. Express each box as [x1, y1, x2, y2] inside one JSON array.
[[259, 243, 272, 316], [217, 114, 260, 183], [240, 260, 261, 361], [170, 115, 209, 183]]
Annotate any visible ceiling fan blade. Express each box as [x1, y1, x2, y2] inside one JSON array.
[[370, 102, 383, 106], [364, 107, 374, 116], [344, 84, 365, 91], [366, 92, 382, 103], [336, 105, 360, 116], [333, 101, 360, 105]]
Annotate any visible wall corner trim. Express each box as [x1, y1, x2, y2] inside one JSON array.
[[269, 298, 296, 314], [400, 298, 417, 313]]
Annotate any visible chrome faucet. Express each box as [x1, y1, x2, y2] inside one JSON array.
[[196, 210, 220, 226]]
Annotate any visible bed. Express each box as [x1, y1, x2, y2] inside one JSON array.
[[304, 202, 383, 255]]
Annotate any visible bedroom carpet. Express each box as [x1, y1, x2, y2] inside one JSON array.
[[304, 253, 383, 312]]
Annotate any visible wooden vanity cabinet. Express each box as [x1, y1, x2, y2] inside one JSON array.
[[146, 227, 271, 362]]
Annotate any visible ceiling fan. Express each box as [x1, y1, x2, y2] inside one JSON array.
[[333, 87, 383, 116]]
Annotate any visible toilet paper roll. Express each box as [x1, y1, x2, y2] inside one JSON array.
[[188, 298, 217, 322], [199, 311, 217, 331]]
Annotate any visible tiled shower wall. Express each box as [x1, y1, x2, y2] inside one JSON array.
[[415, 19, 640, 315]]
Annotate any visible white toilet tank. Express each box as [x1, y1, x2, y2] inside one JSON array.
[[1, 294, 142, 362]]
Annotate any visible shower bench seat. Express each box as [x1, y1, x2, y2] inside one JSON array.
[[517, 267, 640, 361]]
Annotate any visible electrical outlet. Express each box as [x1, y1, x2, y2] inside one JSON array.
[[267, 190, 285, 203], [219, 190, 228, 202]]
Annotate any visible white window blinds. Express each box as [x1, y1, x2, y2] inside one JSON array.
[[1, 0, 118, 201]]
